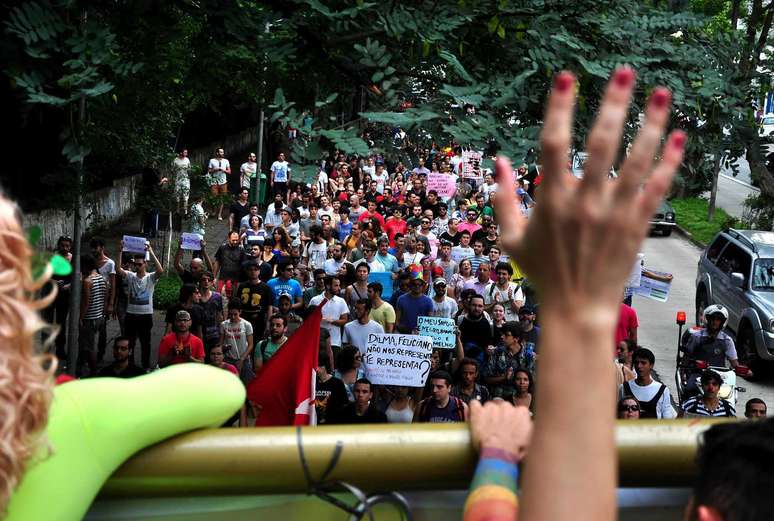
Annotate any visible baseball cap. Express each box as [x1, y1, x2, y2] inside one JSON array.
[[176, 310, 191, 320], [433, 277, 447, 287]]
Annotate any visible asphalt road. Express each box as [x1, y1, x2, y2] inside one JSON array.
[[703, 173, 759, 220], [635, 234, 774, 416]]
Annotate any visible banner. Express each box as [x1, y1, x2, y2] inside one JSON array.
[[417, 316, 456, 349], [362, 333, 433, 387], [368, 271, 393, 300], [122, 235, 147, 253], [427, 172, 457, 199], [181, 232, 203, 251]]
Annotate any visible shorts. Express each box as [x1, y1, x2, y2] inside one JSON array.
[[217, 278, 236, 299], [79, 317, 105, 353], [209, 172, 227, 186]]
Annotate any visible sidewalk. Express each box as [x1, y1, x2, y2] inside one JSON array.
[[94, 211, 232, 369]]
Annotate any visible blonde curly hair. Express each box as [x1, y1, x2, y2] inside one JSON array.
[[0, 195, 56, 513]]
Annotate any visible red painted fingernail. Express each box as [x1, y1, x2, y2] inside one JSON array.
[[554, 72, 574, 93], [671, 131, 687, 149], [650, 87, 671, 110], [613, 67, 636, 88]]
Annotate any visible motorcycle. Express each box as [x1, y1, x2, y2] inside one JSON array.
[[674, 311, 748, 408]]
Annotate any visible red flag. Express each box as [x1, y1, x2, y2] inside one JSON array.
[[246, 303, 323, 426]]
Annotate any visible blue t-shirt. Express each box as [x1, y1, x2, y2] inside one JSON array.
[[376, 253, 400, 274], [337, 221, 353, 241], [267, 277, 303, 306], [396, 293, 434, 331]]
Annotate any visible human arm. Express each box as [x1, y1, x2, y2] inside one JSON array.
[[243, 331, 255, 364], [148, 244, 164, 277], [463, 401, 532, 521], [115, 241, 128, 279], [107, 272, 116, 315], [174, 242, 185, 276], [495, 69, 683, 521], [328, 312, 349, 327]]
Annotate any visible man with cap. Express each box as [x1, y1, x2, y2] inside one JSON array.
[[395, 267, 434, 333], [234, 260, 273, 341], [158, 309, 205, 367], [518, 305, 540, 349], [430, 277, 458, 319]]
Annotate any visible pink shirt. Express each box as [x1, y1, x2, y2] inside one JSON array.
[[458, 222, 482, 235]]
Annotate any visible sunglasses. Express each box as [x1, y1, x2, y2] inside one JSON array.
[[619, 405, 640, 412]]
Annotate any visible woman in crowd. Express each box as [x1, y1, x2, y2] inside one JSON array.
[[451, 259, 475, 300], [334, 346, 366, 402]]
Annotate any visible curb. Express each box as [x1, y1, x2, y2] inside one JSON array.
[[674, 224, 706, 249], [719, 173, 760, 192]]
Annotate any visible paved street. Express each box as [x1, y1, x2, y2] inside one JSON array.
[[635, 234, 774, 416], [703, 173, 759, 220]]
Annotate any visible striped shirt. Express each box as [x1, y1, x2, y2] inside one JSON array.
[[681, 397, 735, 417], [84, 273, 107, 320]]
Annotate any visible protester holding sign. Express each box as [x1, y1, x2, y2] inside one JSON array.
[[343, 299, 384, 353]]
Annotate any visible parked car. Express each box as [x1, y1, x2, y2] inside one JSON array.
[[695, 229, 774, 368], [759, 114, 774, 137], [570, 151, 617, 179], [649, 200, 676, 236]]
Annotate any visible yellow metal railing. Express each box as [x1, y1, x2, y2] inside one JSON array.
[[102, 420, 728, 497]]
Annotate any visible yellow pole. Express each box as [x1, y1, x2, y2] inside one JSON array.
[[102, 420, 727, 497]]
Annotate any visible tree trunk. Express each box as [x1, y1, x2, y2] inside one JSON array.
[[708, 150, 722, 222], [731, 0, 741, 30]]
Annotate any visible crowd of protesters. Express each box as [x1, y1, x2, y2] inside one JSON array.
[[45, 143, 766, 425]]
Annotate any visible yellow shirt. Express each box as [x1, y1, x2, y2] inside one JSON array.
[[369, 301, 396, 330]]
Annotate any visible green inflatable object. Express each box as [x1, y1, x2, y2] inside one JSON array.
[[6, 364, 245, 521]]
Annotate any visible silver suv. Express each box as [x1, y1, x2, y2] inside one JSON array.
[[695, 229, 774, 366]]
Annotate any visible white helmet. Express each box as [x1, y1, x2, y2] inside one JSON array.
[[703, 304, 728, 325]]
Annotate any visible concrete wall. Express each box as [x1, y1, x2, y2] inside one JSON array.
[[25, 127, 258, 250]]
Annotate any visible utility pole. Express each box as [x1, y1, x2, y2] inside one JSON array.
[[255, 109, 265, 208]]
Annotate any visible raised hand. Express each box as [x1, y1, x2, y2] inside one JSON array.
[[495, 67, 684, 318]]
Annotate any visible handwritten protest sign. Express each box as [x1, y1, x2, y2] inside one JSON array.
[[462, 150, 483, 179], [427, 172, 457, 199], [362, 333, 433, 387], [417, 316, 456, 349], [181, 232, 203, 251], [122, 235, 147, 254], [632, 269, 672, 302], [368, 271, 393, 300]]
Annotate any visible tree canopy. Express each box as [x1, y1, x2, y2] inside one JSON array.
[[4, 0, 774, 209]]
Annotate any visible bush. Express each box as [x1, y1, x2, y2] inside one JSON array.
[[154, 274, 182, 310]]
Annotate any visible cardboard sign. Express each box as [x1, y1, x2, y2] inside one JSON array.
[[462, 150, 483, 179], [427, 172, 457, 198], [368, 271, 393, 300], [362, 333, 433, 387], [417, 316, 456, 349], [632, 269, 672, 302], [181, 232, 203, 251], [122, 235, 147, 254]]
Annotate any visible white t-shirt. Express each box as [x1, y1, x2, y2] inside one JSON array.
[[618, 380, 677, 419], [271, 160, 290, 182], [363, 164, 375, 177], [450, 155, 463, 174], [371, 171, 390, 193], [355, 257, 386, 273], [431, 296, 458, 319], [304, 240, 329, 270], [483, 282, 525, 322], [220, 318, 254, 359], [323, 257, 347, 276], [481, 182, 498, 201], [310, 294, 349, 347], [124, 271, 161, 315], [208, 158, 230, 176], [343, 319, 384, 353], [97, 258, 116, 290], [240, 161, 257, 188]]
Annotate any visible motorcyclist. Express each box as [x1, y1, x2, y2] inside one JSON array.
[[681, 304, 751, 396]]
